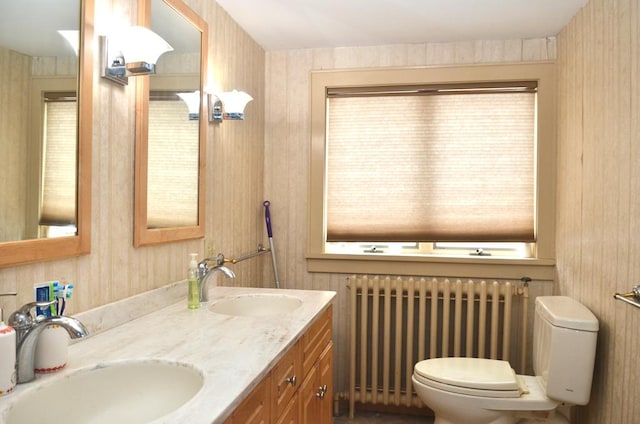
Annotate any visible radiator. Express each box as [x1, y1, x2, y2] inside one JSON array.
[[341, 275, 529, 418]]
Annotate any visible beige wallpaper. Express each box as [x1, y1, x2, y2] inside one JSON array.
[[557, 0, 640, 422], [0, 48, 30, 242], [263, 38, 557, 400], [0, 0, 265, 316]]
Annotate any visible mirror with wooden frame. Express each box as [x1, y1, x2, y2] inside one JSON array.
[[133, 0, 207, 247], [0, 0, 93, 267]]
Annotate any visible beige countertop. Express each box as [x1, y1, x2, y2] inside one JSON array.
[[0, 286, 336, 423]]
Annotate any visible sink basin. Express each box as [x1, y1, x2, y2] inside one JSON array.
[[4, 360, 203, 424], [209, 293, 303, 317]]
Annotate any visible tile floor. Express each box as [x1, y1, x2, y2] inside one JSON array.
[[333, 411, 434, 423]]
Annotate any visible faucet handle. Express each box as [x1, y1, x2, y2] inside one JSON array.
[[8, 301, 56, 329], [199, 253, 226, 268]]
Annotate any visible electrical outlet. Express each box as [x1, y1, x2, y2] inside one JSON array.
[[204, 239, 216, 258]]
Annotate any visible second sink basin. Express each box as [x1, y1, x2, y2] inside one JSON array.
[[4, 360, 203, 424], [209, 293, 303, 317]]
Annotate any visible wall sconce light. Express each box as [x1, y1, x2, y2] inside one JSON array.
[[177, 91, 201, 121], [100, 26, 173, 86], [208, 90, 253, 123], [58, 30, 79, 56]]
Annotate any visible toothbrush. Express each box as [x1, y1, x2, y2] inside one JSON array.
[[59, 298, 66, 316], [59, 284, 73, 316], [50, 281, 60, 317], [53, 282, 64, 316]]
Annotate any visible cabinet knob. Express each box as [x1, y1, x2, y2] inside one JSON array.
[[285, 375, 297, 386], [315, 384, 328, 399]]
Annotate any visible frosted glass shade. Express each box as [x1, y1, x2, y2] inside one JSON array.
[[177, 91, 201, 120], [215, 90, 253, 120], [117, 26, 173, 74]]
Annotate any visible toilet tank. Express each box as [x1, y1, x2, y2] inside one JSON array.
[[533, 296, 598, 405]]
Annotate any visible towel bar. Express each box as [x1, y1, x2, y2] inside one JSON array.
[[614, 286, 640, 309]]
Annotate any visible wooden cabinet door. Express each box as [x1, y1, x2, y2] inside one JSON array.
[[271, 341, 301, 422], [299, 342, 333, 424], [301, 307, 332, 377], [230, 378, 271, 424], [274, 394, 298, 424], [318, 342, 334, 423], [299, 362, 321, 423]]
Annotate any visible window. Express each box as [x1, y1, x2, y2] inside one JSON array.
[[308, 64, 556, 276], [326, 82, 536, 244]]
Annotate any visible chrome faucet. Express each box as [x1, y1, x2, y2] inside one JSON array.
[[198, 254, 235, 302], [8, 301, 89, 383]]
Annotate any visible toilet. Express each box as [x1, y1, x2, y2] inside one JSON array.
[[412, 296, 599, 424]]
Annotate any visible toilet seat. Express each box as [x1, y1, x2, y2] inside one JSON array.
[[414, 357, 522, 398], [412, 369, 559, 412]]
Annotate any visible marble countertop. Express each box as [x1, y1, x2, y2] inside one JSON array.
[[0, 286, 336, 423]]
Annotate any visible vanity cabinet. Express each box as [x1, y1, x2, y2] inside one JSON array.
[[225, 305, 333, 424]]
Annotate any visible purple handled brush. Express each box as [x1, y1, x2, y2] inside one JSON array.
[[263, 201, 281, 289]]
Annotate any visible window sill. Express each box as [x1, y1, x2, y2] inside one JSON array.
[[306, 252, 555, 280]]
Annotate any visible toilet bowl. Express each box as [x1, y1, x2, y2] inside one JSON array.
[[412, 296, 599, 424], [412, 358, 558, 424]]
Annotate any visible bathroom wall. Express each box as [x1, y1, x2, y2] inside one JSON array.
[[556, 0, 640, 422], [0, 0, 265, 315], [0, 47, 30, 242], [263, 38, 557, 398]]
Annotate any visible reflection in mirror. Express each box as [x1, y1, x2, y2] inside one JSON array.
[[1, 1, 79, 243], [0, 0, 93, 266], [147, 88, 199, 228], [134, 0, 207, 246]]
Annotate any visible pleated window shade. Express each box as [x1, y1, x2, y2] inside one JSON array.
[[326, 83, 537, 243], [40, 98, 77, 226], [147, 98, 199, 228]]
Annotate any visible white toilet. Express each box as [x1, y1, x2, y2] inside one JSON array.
[[412, 296, 598, 424]]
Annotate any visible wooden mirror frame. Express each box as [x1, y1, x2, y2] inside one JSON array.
[[133, 0, 207, 247], [0, 0, 93, 267]]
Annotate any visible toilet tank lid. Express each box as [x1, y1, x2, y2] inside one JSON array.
[[536, 296, 599, 332]]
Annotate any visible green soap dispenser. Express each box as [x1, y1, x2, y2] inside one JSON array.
[[188, 253, 200, 309]]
